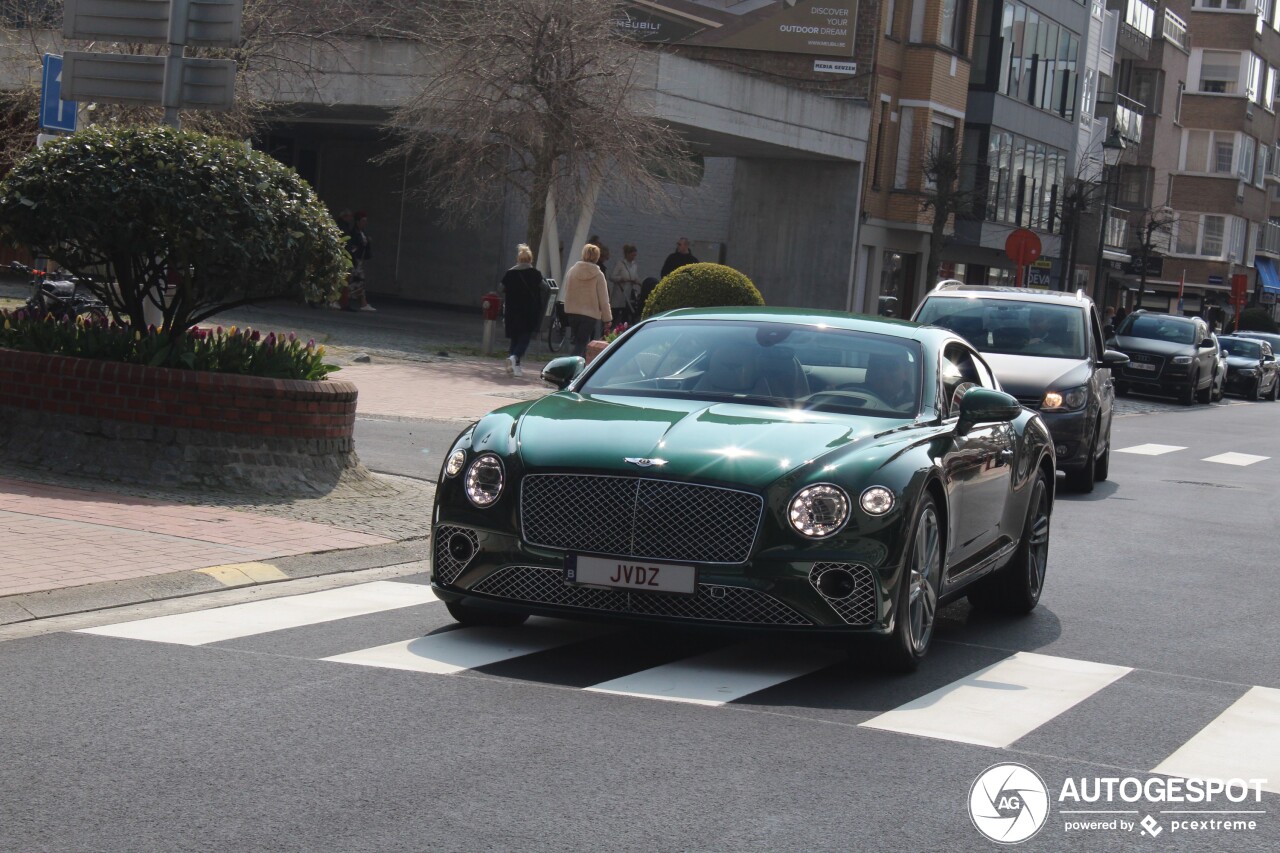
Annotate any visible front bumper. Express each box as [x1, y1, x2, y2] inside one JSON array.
[[1225, 372, 1259, 396], [1038, 408, 1091, 471], [431, 523, 900, 634]]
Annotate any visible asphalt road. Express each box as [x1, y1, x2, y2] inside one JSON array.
[[3, 400, 1279, 851], [353, 416, 468, 483]]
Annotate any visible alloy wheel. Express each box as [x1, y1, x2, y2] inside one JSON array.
[[1025, 480, 1050, 600], [907, 506, 941, 655]]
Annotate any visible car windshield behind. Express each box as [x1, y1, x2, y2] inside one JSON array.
[[914, 297, 1087, 359], [580, 319, 922, 417], [1220, 339, 1261, 358], [1116, 314, 1197, 345]]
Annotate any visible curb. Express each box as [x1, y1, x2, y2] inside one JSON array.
[[0, 538, 431, 627]]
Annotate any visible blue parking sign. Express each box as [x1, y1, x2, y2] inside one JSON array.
[[40, 54, 77, 133]]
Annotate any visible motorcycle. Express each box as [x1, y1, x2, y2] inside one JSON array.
[[10, 261, 108, 321]]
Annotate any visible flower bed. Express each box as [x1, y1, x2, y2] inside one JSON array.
[[0, 348, 363, 495]]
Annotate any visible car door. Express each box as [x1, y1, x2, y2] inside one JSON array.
[[939, 342, 1015, 569], [1194, 319, 1216, 387], [1088, 305, 1113, 432]]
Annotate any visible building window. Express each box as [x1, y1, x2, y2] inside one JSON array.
[[1133, 69, 1162, 114], [1247, 53, 1264, 103], [1175, 213, 1229, 258], [1126, 0, 1155, 38], [941, 0, 968, 50], [1198, 50, 1241, 94], [1192, 0, 1248, 9], [909, 0, 925, 42], [872, 101, 890, 188], [1241, 136, 1257, 181], [894, 108, 915, 189], [885, 0, 897, 35], [993, 1, 1080, 119], [925, 120, 957, 189], [1182, 130, 1237, 174]]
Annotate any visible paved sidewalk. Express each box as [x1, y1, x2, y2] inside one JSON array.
[[0, 293, 554, 625]]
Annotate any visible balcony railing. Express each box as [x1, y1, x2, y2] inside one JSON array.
[[1158, 8, 1188, 51], [1096, 92, 1145, 144], [1104, 206, 1129, 249], [1260, 221, 1280, 257]]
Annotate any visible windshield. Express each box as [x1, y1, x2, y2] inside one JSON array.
[[1220, 339, 1261, 358], [914, 297, 1087, 359], [1116, 314, 1197, 345], [580, 319, 923, 417]]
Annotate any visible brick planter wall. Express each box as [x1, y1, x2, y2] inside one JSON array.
[[0, 348, 364, 495]]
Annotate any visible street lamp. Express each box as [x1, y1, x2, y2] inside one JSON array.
[[1091, 127, 1128, 308]]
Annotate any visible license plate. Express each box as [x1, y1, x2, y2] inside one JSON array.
[[565, 554, 696, 595], [1129, 362, 1156, 371]]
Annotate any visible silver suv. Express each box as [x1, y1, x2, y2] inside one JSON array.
[[912, 283, 1128, 493]]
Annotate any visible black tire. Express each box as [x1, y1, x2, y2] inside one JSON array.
[[1196, 375, 1212, 404], [445, 599, 529, 627], [1270, 377, 1279, 402], [968, 469, 1050, 615], [1180, 375, 1197, 406], [1063, 426, 1096, 493], [1254, 380, 1264, 401], [547, 314, 567, 352], [1094, 424, 1110, 482], [877, 494, 942, 673]]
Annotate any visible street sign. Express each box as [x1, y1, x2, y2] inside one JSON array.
[[1004, 228, 1042, 267], [62, 52, 236, 109], [64, 0, 242, 47], [39, 54, 78, 133]]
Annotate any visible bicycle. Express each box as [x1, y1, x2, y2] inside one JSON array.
[[10, 261, 108, 321], [547, 300, 568, 352]]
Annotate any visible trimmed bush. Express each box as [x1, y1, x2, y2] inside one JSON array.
[[641, 263, 764, 319], [1233, 306, 1279, 334]]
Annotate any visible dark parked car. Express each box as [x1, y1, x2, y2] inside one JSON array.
[[912, 284, 1127, 493], [1217, 335, 1280, 401], [432, 308, 1056, 672], [1108, 311, 1218, 405]]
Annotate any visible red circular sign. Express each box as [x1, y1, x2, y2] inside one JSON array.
[[1005, 228, 1042, 267]]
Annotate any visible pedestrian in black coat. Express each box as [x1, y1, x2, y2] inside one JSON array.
[[501, 243, 545, 376]]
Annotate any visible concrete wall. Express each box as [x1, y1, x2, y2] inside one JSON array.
[[727, 159, 862, 309]]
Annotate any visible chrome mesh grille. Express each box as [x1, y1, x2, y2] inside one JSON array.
[[807, 563, 878, 626], [433, 525, 479, 585], [471, 565, 811, 626], [520, 475, 763, 564]]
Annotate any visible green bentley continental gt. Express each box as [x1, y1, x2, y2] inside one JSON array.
[[432, 308, 1055, 671]]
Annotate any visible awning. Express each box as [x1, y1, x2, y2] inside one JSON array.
[[1257, 257, 1280, 295]]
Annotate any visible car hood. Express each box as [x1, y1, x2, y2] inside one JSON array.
[[1111, 335, 1194, 357], [1224, 355, 1261, 369], [508, 392, 913, 490], [980, 353, 1091, 398]]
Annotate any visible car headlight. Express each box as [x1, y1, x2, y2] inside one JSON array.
[[445, 449, 467, 477], [463, 453, 505, 507], [788, 484, 850, 538], [1240, 368, 1258, 377], [1042, 386, 1088, 411], [1171, 355, 1194, 365]]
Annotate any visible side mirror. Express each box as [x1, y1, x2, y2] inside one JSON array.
[[1199, 338, 1216, 348], [1100, 349, 1130, 367], [1265, 354, 1276, 363], [956, 388, 1022, 435], [541, 356, 585, 390]]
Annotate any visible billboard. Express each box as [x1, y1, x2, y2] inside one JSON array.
[[618, 0, 857, 58]]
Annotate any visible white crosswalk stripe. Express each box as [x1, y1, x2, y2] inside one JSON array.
[[1201, 452, 1270, 466], [1116, 443, 1186, 456], [76, 581, 439, 645], [586, 643, 843, 707], [860, 652, 1132, 747], [324, 621, 607, 674], [1152, 687, 1280, 795]]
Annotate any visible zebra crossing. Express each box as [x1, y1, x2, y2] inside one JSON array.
[[72, 579, 1280, 794], [1115, 443, 1272, 465]]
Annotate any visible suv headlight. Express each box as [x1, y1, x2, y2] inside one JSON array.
[[788, 484, 850, 538], [464, 453, 505, 507], [1042, 386, 1088, 411], [1171, 355, 1194, 365], [1240, 368, 1258, 377]]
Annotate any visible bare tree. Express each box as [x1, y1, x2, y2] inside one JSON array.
[[383, 0, 695, 261], [1128, 206, 1176, 310], [1057, 175, 1103, 292], [919, 138, 976, 286], [0, 0, 398, 163]]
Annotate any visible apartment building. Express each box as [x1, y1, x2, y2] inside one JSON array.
[[856, 0, 979, 316]]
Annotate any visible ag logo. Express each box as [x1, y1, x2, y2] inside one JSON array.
[[968, 762, 1050, 844]]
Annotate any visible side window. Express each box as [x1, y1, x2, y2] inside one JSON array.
[[1089, 307, 1104, 359], [940, 342, 988, 417]]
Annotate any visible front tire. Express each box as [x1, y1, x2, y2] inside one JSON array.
[[1196, 375, 1212, 404], [547, 315, 567, 353], [878, 494, 942, 673], [1063, 426, 1097, 493], [968, 469, 1050, 615], [1180, 374, 1197, 406], [1094, 425, 1111, 482], [446, 600, 529, 627]]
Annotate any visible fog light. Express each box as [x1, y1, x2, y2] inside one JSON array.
[[859, 486, 895, 516], [1055, 444, 1068, 457]]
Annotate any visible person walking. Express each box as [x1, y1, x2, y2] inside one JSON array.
[[660, 236, 698, 278], [609, 244, 642, 325], [563, 243, 611, 357], [344, 211, 376, 312], [500, 243, 544, 376]]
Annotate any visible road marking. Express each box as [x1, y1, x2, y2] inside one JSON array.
[[77, 581, 437, 645], [859, 652, 1132, 748], [1201, 452, 1270, 467], [1116, 443, 1186, 456], [1152, 686, 1280, 795], [323, 622, 606, 674], [585, 644, 843, 707]]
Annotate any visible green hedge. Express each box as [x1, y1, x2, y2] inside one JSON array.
[[641, 263, 764, 319]]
